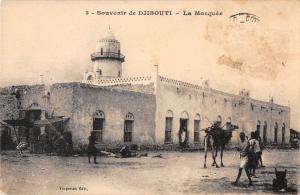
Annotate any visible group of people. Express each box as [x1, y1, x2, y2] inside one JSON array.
[[233, 131, 265, 186]]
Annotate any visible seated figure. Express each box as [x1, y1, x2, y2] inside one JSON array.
[[273, 168, 287, 191]]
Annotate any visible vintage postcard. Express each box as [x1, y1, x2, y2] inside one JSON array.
[[0, 0, 299, 194]]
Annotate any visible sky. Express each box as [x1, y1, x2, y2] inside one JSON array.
[[1, 0, 299, 129]]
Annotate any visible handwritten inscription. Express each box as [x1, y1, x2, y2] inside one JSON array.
[[229, 13, 260, 23]]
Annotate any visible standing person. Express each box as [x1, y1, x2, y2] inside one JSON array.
[[249, 132, 260, 178], [16, 138, 27, 155], [87, 131, 98, 164], [256, 133, 265, 167], [232, 132, 253, 186]]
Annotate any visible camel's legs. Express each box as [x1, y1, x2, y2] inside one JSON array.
[[212, 147, 216, 166], [211, 148, 215, 166], [204, 137, 208, 168], [220, 146, 224, 167], [212, 147, 219, 168]]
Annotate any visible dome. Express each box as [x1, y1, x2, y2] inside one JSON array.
[[100, 29, 116, 41]]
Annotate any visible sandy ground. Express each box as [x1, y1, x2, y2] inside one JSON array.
[[0, 150, 299, 195]]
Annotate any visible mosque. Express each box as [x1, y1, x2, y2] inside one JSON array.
[[0, 30, 290, 150]]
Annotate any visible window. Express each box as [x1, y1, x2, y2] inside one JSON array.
[[263, 121, 267, 143], [165, 110, 173, 143], [165, 118, 173, 143], [282, 123, 285, 143], [194, 114, 201, 143], [101, 48, 103, 55], [118, 71, 121, 77], [93, 110, 105, 142], [274, 122, 278, 143], [124, 113, 134, 142]]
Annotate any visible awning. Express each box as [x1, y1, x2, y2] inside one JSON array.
[[3, 119, 33, 127], [33, 119, 51, 127]]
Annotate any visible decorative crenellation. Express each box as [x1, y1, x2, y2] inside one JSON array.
[[82, 76, 153, 86], [107, 83, 155, 94], [159, 76, 203, 90]]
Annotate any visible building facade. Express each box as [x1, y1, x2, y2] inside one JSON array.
[[0, 30, 290, 150]]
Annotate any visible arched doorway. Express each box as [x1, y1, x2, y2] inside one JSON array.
[[180, 111, 189, 131], [179, 111, 189, 146], [274, 122, 278, 143], [263, 121, 267, 143], [282, 123, 286, 143], [256, 120, 261, 135], [124, 113, 134, 142]]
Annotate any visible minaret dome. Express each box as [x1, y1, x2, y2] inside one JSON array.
[[89, 29, 125, 79]]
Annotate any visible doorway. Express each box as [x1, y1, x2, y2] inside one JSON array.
[[180, 119, 188, 131]]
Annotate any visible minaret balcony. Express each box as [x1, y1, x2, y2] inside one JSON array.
[[91, 52, 125, 62]]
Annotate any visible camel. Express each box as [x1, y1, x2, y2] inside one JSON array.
[[203, 122, 239, 168]]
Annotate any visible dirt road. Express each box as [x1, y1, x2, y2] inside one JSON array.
[[1, 150, 299, 195]]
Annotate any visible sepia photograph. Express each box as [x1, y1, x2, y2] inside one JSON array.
[[0, 0, 299, 194]]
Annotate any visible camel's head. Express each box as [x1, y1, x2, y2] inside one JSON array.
[[231, 124, 239, 130], [225, 124, 239, 139]]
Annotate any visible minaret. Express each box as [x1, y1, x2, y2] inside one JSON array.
[[84, 29, 125, 81]]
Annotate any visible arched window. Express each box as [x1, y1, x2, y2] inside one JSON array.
[[274, 122, 278, 143], [165, 110, 173, 143], [124, 113, 134, 142], [181, 111, 189, 119], [282, 123, 286, 143], [93, 110, 105, 142], [194, 114, 201, 143], [263, 121, 267, 143]]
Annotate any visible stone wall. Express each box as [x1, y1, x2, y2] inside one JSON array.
[[0, 78, 290, 150], [69, 83, 156, 147], [0, 94, 19, 120], [155, 76, 234, 146], [231, 96, 290, 144], [155, 76, 290, 146]]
